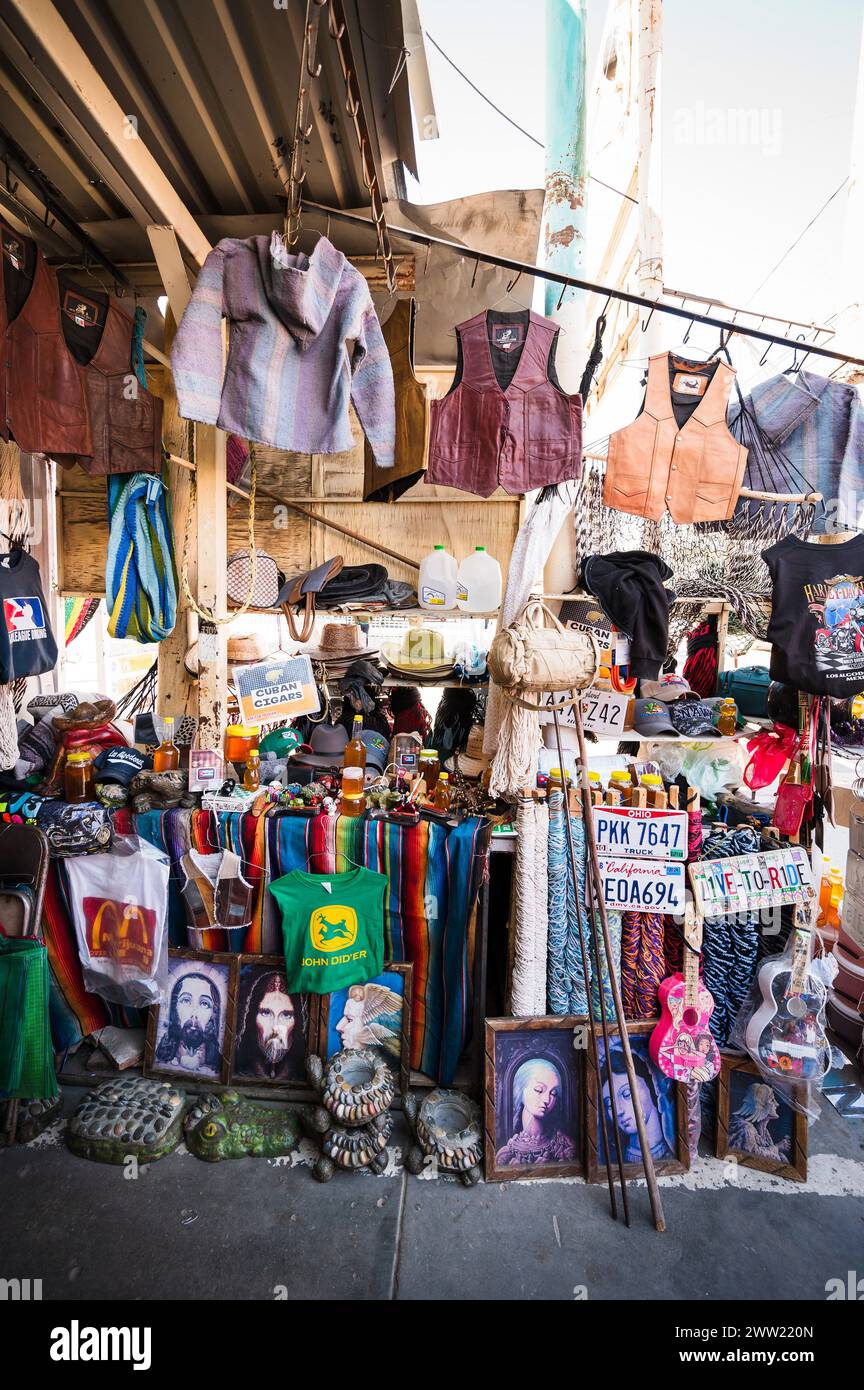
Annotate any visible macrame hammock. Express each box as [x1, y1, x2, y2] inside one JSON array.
[[572, 365, 819, 656]]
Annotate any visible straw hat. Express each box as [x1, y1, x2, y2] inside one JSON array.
[[383, 627, 454, 675], [185, 632, 272, 677], [303, 623, 378, 673], [447, 723, 489, 778]]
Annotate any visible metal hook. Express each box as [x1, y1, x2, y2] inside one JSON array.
[[556, 281, 568, 312], [305, 21, 322, 77], [683, 317, 695, 345], [506, 270, 522, 295], [758, 340, 773, 367], [470, 256, 479, 290], [327, 3, 345, 40], [641, 304, 656, 333]]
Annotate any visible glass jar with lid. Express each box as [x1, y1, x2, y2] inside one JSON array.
[[64, 749, 95, 804]]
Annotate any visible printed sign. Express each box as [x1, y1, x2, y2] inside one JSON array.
[[580, 689, 631, 736], [596, 856, 686, 916], [592, 806, 688, 861], [234, 655, 320, 725], [3, 596, 47, 642], [689, 847, 814, 917]]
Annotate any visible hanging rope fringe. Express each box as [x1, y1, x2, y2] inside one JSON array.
[[0, 684, 19, 771], [0, 439, 31, 546], [546, 790, 591, 1014]]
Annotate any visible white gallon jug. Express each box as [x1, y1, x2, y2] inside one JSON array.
[[419, 544, 458, 610], [457, 546, 502, 613]]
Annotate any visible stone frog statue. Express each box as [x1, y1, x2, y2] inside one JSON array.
[[184, 1090, 301, 1161]]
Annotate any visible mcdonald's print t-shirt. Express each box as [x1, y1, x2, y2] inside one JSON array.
[[269, 867, 386, 995]]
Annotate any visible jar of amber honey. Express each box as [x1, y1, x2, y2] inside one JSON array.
[[64, 749, 95, 804], [225, 724, 258, 766]]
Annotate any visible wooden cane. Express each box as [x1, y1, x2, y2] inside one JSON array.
[[551, 709, 629, 1223], [570, 693, 667, 1233]]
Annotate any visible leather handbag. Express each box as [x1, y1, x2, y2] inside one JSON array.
[[278, 556, 344, 642], [226, 549, 283, 610], [488, 601, 598, 708]]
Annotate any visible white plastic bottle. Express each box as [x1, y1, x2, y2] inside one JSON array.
[[419, 544, 458, 610], [457, 546, 502, 613]]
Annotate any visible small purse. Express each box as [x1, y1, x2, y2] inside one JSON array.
[[487, 601, 598, 708], [279, 556, 344, 642], [226, 549, 283, 610]]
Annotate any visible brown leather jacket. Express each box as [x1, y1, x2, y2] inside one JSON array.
[[364, 297, 428, 502], [604, 353, 747, 523], [427, 309, 582, 497], [54, 279, 163, 475], [0, 220, 91, 456]]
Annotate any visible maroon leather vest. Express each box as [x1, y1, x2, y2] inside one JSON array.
[[426, 309, 582, 497], [0, 220, 91, 456], [54, 281, 163, 475]]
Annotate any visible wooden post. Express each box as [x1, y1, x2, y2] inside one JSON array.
[[193, 423, 228, 749]]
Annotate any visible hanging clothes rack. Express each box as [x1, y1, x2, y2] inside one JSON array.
[[302, 199, 864, 371]]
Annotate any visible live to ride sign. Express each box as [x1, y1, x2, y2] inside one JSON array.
[[592, 806, 688, 861]]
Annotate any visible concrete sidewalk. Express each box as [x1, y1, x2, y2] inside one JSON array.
[[1, 1083, 862, 1301]]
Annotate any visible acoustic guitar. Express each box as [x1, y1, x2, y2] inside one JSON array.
[[744, 902, 830, 1081]]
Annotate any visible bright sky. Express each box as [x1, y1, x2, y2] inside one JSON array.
[[409, 0, 864, 333]]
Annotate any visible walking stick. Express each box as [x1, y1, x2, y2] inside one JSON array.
[[570, 693, 667, 1233], [550, 708, 628, 1224]]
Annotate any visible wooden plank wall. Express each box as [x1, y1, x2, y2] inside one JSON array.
[[57, 364, 521, 598]]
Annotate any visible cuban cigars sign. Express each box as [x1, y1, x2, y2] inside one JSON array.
[[689, 847, 814, 917], [592, 806, 688, 861], [234, 656, 320, 725], [596, 856, 686, 915]]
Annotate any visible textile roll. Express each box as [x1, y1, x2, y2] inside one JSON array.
[[510, 796, 538, 1016], [533, 798, 550, 1015], [546, 789, 591, 1015]]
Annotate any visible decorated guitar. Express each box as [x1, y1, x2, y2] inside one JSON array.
[[649, 900, 721, 1082], [744, 901, 830, 1081]]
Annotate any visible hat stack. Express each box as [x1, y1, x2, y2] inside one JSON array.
[[302, 622, 378, 677], [446, 723, 489, 779], [383, 628, 454, 681]]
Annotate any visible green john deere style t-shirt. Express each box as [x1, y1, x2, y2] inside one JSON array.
[[269, 866, 386, 995]]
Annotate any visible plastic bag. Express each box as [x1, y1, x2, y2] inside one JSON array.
[[728, 922, 836, 1122], [63, 834, 170, 1007], [647, 741, 747, 801]]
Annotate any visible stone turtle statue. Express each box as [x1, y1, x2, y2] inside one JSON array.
[[403, 1088, 483, 1186], [184, 1090, 301, 1161], [304, 1048, 395, 1182], [67, 1076, 187, 1164]]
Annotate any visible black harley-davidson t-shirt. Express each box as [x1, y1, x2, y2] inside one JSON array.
[[0, 550, 58, 683], [762, 533, 864, 696]]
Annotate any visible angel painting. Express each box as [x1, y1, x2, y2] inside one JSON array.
[[325, 968, 409, 1080]]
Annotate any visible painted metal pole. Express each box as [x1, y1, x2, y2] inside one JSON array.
[[542, 0, 587, 385], [839, 14, 864, 385], [542, 0, 587, 596], [637, 0, 664, 357]]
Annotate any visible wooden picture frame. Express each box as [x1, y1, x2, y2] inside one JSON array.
[[584, 1020, 689, 1182], [144, 949, 236, 1087], [716, 1052, 807, 1183], [229, 954, 317, 1093], [315, 962, 412, 1095], [484, 1015, 587, 1183]]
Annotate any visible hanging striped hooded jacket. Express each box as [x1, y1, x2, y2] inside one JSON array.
[[172, 232, 395, 466]]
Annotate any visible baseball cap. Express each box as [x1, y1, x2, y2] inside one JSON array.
[[668, 700, 722, 737], [632, 698, 678, 737], [289, 722, 349, 768], [93, 745, 148, 785], [359, 730, 389, 773], [639, 674, 692, 701]]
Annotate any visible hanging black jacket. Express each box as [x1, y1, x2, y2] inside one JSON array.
[[580, 550, 675, 680]]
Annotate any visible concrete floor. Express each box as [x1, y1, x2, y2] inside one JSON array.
[[2, 1080, 863, 1301]]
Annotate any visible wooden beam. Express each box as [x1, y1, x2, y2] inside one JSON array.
[[192, 423, 228, 750], [5, 0, 211, 265], [146, 225, 193, 321]]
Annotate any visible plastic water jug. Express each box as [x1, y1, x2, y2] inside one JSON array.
[[457, 546, 502, 612], [419, 544, 458, 610]]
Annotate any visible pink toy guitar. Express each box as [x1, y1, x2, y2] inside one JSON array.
[[744, 902, 830, 1082], [650, 901, 721, 1082]]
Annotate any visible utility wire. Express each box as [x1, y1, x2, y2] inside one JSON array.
[[747, 178, 848, 306], [423, 30, 638, 206]]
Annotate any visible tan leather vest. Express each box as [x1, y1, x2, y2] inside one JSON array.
[[604, 353, 747, 523], [363, 297, 428, 502]]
